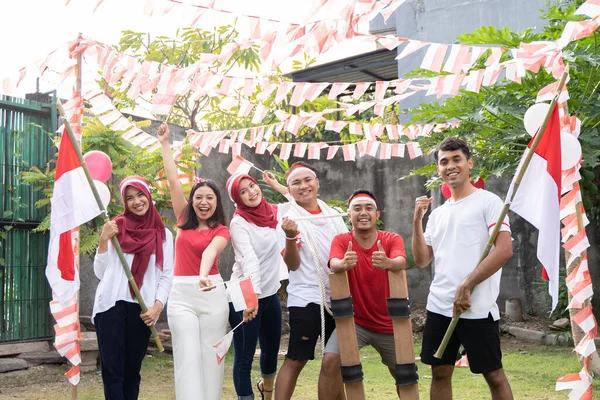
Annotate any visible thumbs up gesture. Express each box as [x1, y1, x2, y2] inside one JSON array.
[[372, 240, 390, 270], [342, 241, 358, 271]]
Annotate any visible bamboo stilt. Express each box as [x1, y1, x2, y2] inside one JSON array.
[[388, 270, 419, 399], [329, 271, 365, 400]]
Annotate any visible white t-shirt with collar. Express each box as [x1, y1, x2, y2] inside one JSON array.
[[424, 189, 510, 320]]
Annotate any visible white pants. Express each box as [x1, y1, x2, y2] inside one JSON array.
[[168, 275, 229, 400]]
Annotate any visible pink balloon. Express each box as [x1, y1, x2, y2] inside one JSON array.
[[471, 177, 485, 189], [441, 183, 451, 199], [83, 151, 112, 182]]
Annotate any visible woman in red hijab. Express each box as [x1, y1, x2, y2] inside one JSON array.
[[226, 173, 295, 400], [93, 175, 174, 400]]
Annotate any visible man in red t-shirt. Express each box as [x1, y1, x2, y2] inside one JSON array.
[[318, 190, 407, 399]]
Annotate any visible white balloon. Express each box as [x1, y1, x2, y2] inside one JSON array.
[[93, 180, 111, 208], [524, 103, 551, 136], [561, 133, 582, 170]]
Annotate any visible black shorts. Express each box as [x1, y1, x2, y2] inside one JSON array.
[[420, 311, 502, 374], [286, 303, 335, 361]]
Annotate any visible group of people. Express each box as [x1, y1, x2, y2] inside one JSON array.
[[91, 127, 515, 400]]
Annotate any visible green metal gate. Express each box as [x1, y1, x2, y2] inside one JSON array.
[[0, 93, 57, 342]]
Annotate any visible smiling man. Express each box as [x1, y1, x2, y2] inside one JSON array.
[[317, 190, 407, 399], [412, 137, 514, 400], [264, 162, 349, 400]]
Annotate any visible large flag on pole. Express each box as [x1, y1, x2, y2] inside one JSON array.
[[46, 128, 102, 384], [507, 106, 562, 310]]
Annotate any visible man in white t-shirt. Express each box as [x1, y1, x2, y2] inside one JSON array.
[[412, 137, 514, 400], [264, 162, 348, 400]]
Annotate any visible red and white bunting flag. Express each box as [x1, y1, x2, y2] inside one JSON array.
[[275, 81, 296, 105], [328, 82, 351, 99], [227, 277, 258, 312], [342, 144, 356, 161], [565, 253, 589, 292], [377, 35, 406, 51], [386, 124, 399, 140], [227, 155, 253, 175], [327, 145, 340, 160], [47, 129, 102, 306], [352, 82, 370, 100], [308, 143, 323, 160], [374, 81, 390, 102], [406, 142, 423, 159], [219, 139, 231, 154], [573, 305, 597, 334], [379, 143, 391, 160], [305, 83, 329, 102], [564, 229, 590, 268], [349, 123, 363, 136], [575, 0, 600, 18], [251, 104, 269, 124], [54, 322, 80, 347], [556, 365, 593, 399], [255, 142, 268, 155], [365, 141, 380, 157], [293, 142, 308, 158], [560, 183, 582, 220], [507, 106, 561, 310], [575, 330, 597, 357], [286, 115, 304, 135], [455, 354, 469, 368], [55, 340, 81, 366], [65, 365, 80, 386], [290, 82, 308, 107], [396, 40, 428, 61], [356, 140, 368, 157], [391, 143, 405, 158], [464, 69, 485, 93], [279, 143, 293, 160], [568, 270, 593, 309], [267, 142, 279, 155], [443, 45, 470, 74], [50, 298, 78, 328], [420, 43, 448, 72], [213, 330, 234, 365], [237, 100, 254, 117]]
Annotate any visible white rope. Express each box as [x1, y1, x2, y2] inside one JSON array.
[[287, 199, 348, 355]]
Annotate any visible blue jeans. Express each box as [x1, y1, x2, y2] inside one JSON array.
[[228, 293, 282, 399]]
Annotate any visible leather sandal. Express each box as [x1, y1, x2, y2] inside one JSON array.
[[256, 381, 273, 400]]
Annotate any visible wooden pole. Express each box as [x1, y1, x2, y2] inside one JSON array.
[[56, 100, 165, 353], [434, 65, 570, 359], [388, 270, 419, 399], [71, 33, 83, 400], [329, 272, 365, 400]]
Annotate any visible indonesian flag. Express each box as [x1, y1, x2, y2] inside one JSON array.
[[227, 155, 254, 175], [213, 330, 234, 365], [507, 106, 561, 310], [226, 277, 258, 312], [46, 128, 102, 385]]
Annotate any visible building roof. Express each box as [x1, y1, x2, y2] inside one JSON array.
[[284, 48, 398, 84]]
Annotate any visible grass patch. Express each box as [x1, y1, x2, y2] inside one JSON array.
[[0, 339, 598, 399]]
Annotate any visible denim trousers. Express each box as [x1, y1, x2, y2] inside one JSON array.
[[228, 293, 282, 399]]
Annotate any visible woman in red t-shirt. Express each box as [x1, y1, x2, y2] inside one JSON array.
[[159, 124, 230, 400]]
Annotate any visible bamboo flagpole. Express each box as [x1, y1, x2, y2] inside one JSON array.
[[56, 100, 165, 353], [434, 65, 570, 359]]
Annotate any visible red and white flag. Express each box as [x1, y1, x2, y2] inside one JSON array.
[[46, 128, 103, 385], [226, 155, 254, 175], [455, 353, 469, 368], [213, 330, 234, 365], [507, 106, 561, 310], [227, 277, 258, 312]]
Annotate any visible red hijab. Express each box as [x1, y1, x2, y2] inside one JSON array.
[[115, 176, 166, 296], [227, 174, 278, 229]]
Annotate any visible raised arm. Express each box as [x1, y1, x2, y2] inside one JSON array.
[[262, 171, 289, 196], [157, 123, 187, 220], [412, 196, 434, 268]]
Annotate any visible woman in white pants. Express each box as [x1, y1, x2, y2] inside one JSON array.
[[158, 124, 230, 399]]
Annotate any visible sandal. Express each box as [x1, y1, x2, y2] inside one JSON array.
[[256, 381, 273, 400]]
